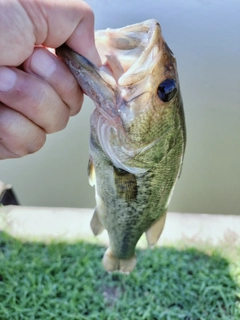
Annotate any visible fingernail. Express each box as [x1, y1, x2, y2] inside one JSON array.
[[0, 67, 17, 92], [30, 49, 56, 77]]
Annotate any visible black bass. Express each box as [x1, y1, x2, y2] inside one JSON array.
[[57, 19, 186, 273]]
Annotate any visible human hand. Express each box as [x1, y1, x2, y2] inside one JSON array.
[[0, 0, 101, 159]]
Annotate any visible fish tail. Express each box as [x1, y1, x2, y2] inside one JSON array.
[[102, 248, 136, 273]]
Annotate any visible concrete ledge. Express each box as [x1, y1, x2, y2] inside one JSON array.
[[0, 206, 240, 247]]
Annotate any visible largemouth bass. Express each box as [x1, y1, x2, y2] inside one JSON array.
[[57, 19, 186, 273]]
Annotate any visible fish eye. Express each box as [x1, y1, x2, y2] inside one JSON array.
[[157, 79, 177, 102]]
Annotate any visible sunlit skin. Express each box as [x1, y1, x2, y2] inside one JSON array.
[[0, 0, 101, 159]]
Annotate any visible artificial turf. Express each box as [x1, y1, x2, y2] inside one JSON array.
[[0, 232, 239, 320]]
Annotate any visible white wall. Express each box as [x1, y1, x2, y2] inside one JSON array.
[[1, 0, 240, 214]]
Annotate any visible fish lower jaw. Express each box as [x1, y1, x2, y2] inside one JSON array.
[[102, 247, 136, 273]]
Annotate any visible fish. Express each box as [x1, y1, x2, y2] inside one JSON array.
[[56, 19, 186, 273]]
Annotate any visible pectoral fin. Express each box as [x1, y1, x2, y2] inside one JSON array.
[[145, 212, 167, 247], [88, 158, 96, 186], [90, 208, 105, 236]]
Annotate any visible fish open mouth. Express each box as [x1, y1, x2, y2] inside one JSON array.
[[94, 20, 163, 86], [56, 20, 165, 121], [56, 20, 179, 174]]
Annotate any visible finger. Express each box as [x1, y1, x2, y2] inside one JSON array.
[[1, 0, 101, 67], [0, 66, 70, 133], [24, 47, 83, 116], [65, 2, 102, 66], [0, 103, 46, 159], [21, 0, 101, 66], [0, 1, 34, 66]]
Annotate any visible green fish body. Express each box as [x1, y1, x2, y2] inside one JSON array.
[[57, 20, 186, 273]]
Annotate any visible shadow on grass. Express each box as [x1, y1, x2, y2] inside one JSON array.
[[0, 232, 239, 320]]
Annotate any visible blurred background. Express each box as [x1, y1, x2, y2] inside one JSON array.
[[0, 0, 239, 214]]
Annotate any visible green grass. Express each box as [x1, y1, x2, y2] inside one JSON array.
[[0, 232, 239, 320]]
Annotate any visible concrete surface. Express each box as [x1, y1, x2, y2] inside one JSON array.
[[0, 206, 239, 248]]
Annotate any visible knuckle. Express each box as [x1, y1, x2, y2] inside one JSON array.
[[0, 104, 47, 157], [27, 133, 46, 155], [44, 106, 70, 133], [12, 132, 46, 158], [82, 2, 95, 20], [62, 80, 83, 116], [62, 77, 78, 98]]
